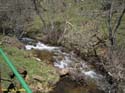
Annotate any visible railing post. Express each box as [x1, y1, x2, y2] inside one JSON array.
[[0, 65, 2, 93]]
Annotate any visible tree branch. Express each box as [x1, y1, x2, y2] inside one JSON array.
[[32, 0, 46, 26], [113, 7, 125, 36], [107, 1, 114, 46]]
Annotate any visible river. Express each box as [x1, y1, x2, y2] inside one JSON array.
[[24, 39, 112, 93]]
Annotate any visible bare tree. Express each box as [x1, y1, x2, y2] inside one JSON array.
[[104, 0, 125, 92], [107, 0, 125, 60]]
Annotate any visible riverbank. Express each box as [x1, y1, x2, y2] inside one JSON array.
[[0, 35, 59, 93]]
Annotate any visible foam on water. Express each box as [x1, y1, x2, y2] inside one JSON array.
[[54, 56, 72, 69], [54, 61, 68, 69], [25, 42, 58, 51], [81, 70, 100, 78]]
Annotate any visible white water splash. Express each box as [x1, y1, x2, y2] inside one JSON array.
[[54, 56, 72, 69], [25, 42, 58, 51], [54, 61, 68, 69], [82, 70, 97, 78], [25, 45, 34, 50]]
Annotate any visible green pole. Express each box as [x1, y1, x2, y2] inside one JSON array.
[[0, 48, 32, 93]]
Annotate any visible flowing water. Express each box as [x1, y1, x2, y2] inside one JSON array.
[[25, 41, 111, 93]]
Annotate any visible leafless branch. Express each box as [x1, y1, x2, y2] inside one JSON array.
[[113, 7, 125, 36], [32, 0, 46, 26], [107, 1, 114, 46]]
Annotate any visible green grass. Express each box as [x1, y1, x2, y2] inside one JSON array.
[[0, 44, 59, 92]]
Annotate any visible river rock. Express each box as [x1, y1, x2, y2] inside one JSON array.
[[56, 68, 69, 76]]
